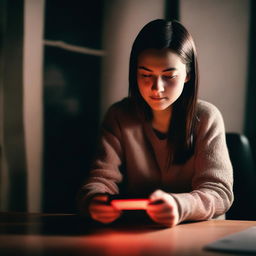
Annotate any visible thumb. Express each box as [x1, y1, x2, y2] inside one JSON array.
[[149, 189, 165, 202]]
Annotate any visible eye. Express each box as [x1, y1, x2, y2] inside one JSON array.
[[163, 75, 176, 80], [141, 74, 152, 78]]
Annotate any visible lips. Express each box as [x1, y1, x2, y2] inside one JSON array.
[[150, 96, 167, 100]]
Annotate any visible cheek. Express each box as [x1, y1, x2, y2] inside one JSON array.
[[137, 75, 151, 85], [137, 78, 151, 93], [138, 83, 147, 97], [166, 79, 181, 89], [165, 80, 185, 95]]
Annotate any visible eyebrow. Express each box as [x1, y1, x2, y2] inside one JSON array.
[[138, 66, 177, 72]]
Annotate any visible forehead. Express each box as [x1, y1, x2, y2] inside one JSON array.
[[137, 48, 185, 69]]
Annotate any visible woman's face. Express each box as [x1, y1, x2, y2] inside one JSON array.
[[137, 48, 189, 113]]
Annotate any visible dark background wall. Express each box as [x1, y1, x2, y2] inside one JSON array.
[[0, 0, 27, 211], [43, 0, 103, 212]]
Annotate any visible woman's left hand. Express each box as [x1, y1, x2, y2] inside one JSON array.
[[146, 189, 179, 227]]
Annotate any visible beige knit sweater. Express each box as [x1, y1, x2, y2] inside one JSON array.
[[80, 98, 233, 223]]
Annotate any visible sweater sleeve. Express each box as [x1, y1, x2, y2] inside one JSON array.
[[171, 102, 234, 223], [78, 104, 123, 213]]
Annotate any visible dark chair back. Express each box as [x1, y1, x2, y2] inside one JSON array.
[[225, 133, 256, 220]]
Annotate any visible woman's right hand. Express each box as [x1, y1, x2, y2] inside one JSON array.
[[88, 194, 122, 224]]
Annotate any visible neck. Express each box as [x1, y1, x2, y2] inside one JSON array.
[[152, 107, 172, 133]]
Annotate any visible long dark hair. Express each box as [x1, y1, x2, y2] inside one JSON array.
[[129, 19, 199, 164]]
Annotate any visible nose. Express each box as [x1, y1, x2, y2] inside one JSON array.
[[152, 76, 165, 93]]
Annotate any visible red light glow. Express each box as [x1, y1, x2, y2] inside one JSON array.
[[111, 199, 149, 210]]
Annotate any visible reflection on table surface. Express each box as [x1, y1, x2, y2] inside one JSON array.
[[0, 211, 256, 256]]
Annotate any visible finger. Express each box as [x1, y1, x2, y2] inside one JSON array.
[[148, 199, 164, 206], [157, 220, 176, 227], [93, 216, 116, 224], [157, 217, 177, 227], [93, 212, 121, 220], [92, 194, 109, 203], [147, 202, 171, 212], [146, 205, 175, 220], [149, 190, 170, 206], [92, 211, 122, 224], [146, 212, 176, 227], [147, 211, 168, 224], [147, 208, 173, 219], [90, 204, 121, 214], [151, 212, 176, 221], [147, 211, 174, 220], [90, 211, 121, 217], [97, 216, 119, 224], [90, 203, 116, 210], [92, 205, 121, 214]]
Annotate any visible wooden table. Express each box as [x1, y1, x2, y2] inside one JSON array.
[[0, 212, 255, 256]]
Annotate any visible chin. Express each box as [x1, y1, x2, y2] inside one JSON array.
[[147, 101, 172, 111], [150, 105, 171, 112]]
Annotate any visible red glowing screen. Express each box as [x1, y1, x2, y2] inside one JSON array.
[[111, 199, 149, 210]]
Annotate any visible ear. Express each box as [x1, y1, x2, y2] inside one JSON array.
[[185, 73, 190, 83]]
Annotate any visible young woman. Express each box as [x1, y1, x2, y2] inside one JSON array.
[[79, 19, 233, 227]]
